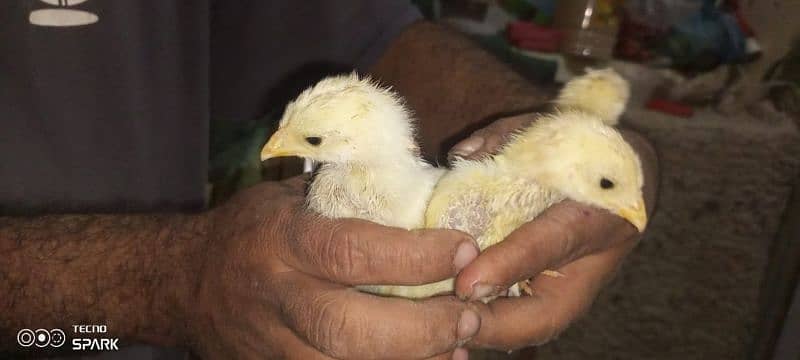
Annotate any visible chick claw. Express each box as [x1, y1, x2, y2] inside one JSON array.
[[519, 280, 535, 296], [517, 271, 563, 297], [541, 269, 565, 278]]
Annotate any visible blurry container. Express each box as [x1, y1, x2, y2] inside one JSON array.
[[553, 0, 622, 60]]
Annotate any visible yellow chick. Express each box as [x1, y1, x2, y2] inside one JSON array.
[[261, 73, 444, 230], [555, 68, 630, 126], [376, 110, 647, 299], [370, 69, 639, 299]]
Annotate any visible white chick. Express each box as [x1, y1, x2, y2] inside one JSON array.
[[261, 73, 443, 229], [260, 73, 446, 296]]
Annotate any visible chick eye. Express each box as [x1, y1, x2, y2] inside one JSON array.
[[305, 137, 322, 146], [600, 178, 615, 190]]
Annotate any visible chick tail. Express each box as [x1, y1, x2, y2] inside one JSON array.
[[555, 68, 630, 126]]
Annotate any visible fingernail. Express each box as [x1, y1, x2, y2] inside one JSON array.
[[448, 153, 464, 164], [449, 137, 485, 160], [471, 283, 497, 301], [452, 347, 469, 360], [453, 241, 479, 272], [457, 309, 480, 342], [456, 279, 477, 301]]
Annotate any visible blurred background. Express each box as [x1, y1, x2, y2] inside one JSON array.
[[404, 1, 800, 359]]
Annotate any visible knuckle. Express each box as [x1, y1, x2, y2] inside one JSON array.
[[269, 206, 296, 238], [500, 306, 570, 350], [539, 312, 570, 345], [323, 222, 368, 281], [555, 202, 630, 253], [471, 127, 491, 138], [532, 299, 589, 347], [559, 223, 580, 258], [286, 212, 318, 253], [307, 293, 358, 358], [398, 230, 426, 265], [541, 206, 585, 260]]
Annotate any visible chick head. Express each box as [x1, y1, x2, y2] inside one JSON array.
[[261, 73, 418, 164], [555, 68, 630, 126], [502, 110, 647, 231]]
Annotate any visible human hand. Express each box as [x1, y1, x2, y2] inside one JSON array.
[[448, 114, 658, 351], [185, 177, 482, 359]]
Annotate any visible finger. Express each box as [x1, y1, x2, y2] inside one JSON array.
[[619, 129, 660, 214], [455, 200, 638, 300], [470, 132, 507, 159], [282, 173, 312, 192], [201, 291, 336, 360], [468, 241, 634, 351], [275, 326, 338, 360], [448, 114, 536, 161], [240, 315, 338, 360], [448, 136, 485, 161], [475, 113, 537, 144], [271, 270, 481, 360], [452, 348, 469, 360], [279, 209, 479, 285], [426, 349, 464, 360]]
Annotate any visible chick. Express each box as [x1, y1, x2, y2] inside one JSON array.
[[261, 73, 443, 230], [377, 110, 647, 299], [262, 74, 448, 295], [555, 68, 630, 125]]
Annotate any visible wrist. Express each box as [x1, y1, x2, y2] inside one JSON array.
[[142, 211, 210, 348], [0, 212, 211, 353]]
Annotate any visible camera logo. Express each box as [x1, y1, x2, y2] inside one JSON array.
[[50, 329, 66, 347], [16, 329, 34, 347], [17, 329, 66, 348]]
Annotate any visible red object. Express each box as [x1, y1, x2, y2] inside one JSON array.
[[724, 0, 755, 36], [506, 21, 562, 52], [724, 0, 761, 59], [614, 9, 664, 62], [645, 99, 694, 117]]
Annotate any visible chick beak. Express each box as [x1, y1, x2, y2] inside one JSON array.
[[260, 129, 306, 160], [617, 198, 648, 232]]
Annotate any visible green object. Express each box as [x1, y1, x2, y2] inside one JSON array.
[[533, 9, 551, 25], [412, 0, 436, 19], [501, 0, 536, 19], [208, 112, 279, 204]]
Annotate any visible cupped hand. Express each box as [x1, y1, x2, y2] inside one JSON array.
[[448, 113, 658, 351], [187, 177, 481, 359]]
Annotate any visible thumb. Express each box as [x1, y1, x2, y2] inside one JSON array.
[[448, 135, 485, 163]]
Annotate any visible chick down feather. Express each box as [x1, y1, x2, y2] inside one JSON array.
[[262, 72, 444, 230], [555, 68, 630, 126], [375, 110, 646, 300]]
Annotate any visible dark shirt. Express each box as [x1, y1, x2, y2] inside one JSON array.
[[0, 0, 419, 214]]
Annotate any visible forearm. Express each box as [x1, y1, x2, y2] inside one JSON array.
[[0, 212, 207, 351], [371, 21, 553, 160]]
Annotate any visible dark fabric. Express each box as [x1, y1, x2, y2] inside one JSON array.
[[0, 1, 420, 214]]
